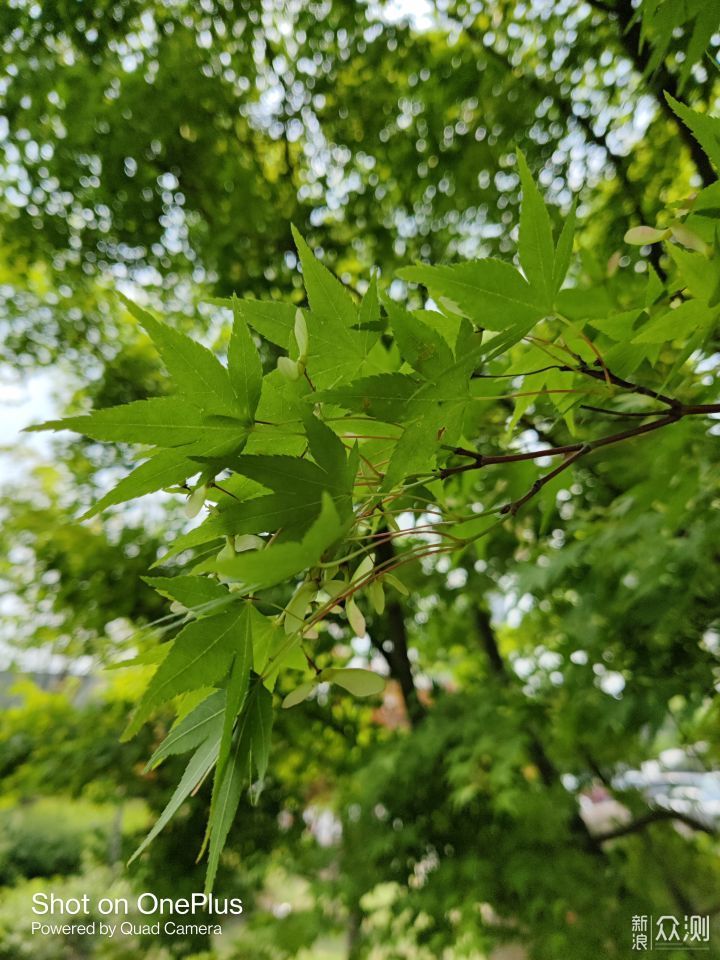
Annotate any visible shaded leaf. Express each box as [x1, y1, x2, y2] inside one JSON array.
[[129, 734, 219, 865], [332, 668, 386, 697], [399, 261, 546, 330], [213, 493, 343, 589], [666, 94, 720, 171], [122, 294, 241, 417], [80, 450, 195, 519], [228, 296, 263, 420], [146, 690, 226, 770], [517, 151, 555, 305]]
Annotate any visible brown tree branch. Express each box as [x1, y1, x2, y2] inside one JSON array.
[[595, 807, 715, 842], [440, 365, 720, 520], [500, 444, 592, 516], [473, 31, 652, 228], [472, 605, 605, 855], [474, 606, 559, 788], [612, 0, 716, 188], [443, 414, 672, 478], [373, 534, 427, 727], [570, 361, 680, 409]]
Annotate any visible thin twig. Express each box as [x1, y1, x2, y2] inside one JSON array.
[[500, 444, 592, 516], [580, 404, 668, 419], [595, 808, 715, 843], [442, 401, 720, 481]]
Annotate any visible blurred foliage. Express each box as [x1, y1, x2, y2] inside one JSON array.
[[2, 1, 720, 959], [1, 0, 718, 366], [0, 868, 172, 960], [0, 799, 111, 883]]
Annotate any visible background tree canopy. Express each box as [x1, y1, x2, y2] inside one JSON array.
[[2, 2, 720, 959]]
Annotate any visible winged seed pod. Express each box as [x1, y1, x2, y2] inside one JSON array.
[[216, 538, 236, 563], [234, 534, 265, 553], [437, 296, 464, 317], [322, 578, 348, 598], [346, 596, 366, 637], [383, 573, 409, 596], [318, 667, 385, 697], [282, 669, 385, 709], [352, 553, 375, 584], [294, 308, 309, 358], [368, 578, 385, 615], [331, 669, 385, 697], [669, 224, 708, 253], [282, 680, 316, 709], [184, 484, 207, 518], [623, 225, 670, 245], [284, 581, 317, 635], [277, 356, 301, 381]]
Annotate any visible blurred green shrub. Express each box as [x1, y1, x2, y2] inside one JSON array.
[[0, 799, 111, 883], [0, 868, 169, 960]]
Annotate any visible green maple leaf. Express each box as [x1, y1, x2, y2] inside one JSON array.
[[126, 603, 252, 735], [384, 298, 454, 379], [30, 397, 205, 446], [211, 493, 344, 589], [30, 397, 250, 456], [228, 295, 263, 421], [291, 226, 381, 387], [398, 260, 546, 331], [143, 575, 231, 616], [121, 294, 244, 418], [204, 680, 272, 892], [160, 413, 356, 564], [398, 159, 564, 328], [516, 150, 555, 308], [154, 492, 309, 565], [553, 200, 577, 295], [214, 616, 254, 790], [129, 734, 220, 866], [129, 609, 274, 886], [80, 449, 196, 519], [667, 94, 720, 172], [208, 296, 297, 349], [145, 689, 226, 770], [314, 372, 421, 422]]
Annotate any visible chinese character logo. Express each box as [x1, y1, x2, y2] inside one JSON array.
[[655, 915, 682, 944], [631, 914, 711, 951], [686, 915, 710, 944], [632, 915, 649, 951]]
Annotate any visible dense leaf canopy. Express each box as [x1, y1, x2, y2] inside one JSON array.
[[2, 2, 720, 959]]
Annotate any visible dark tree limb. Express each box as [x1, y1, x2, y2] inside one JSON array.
[[373, 534, 427, 727], [472, 605, 605, 855], [441, 359, 720, 490], [501, 444, 592, 516], [467, 22, 665, 282], [563, 0, 715, 187], [595, 808, 715, 843], [474, 606, 558, 788], [473, 605, 508, 680], [612, 0, 716, 187]]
